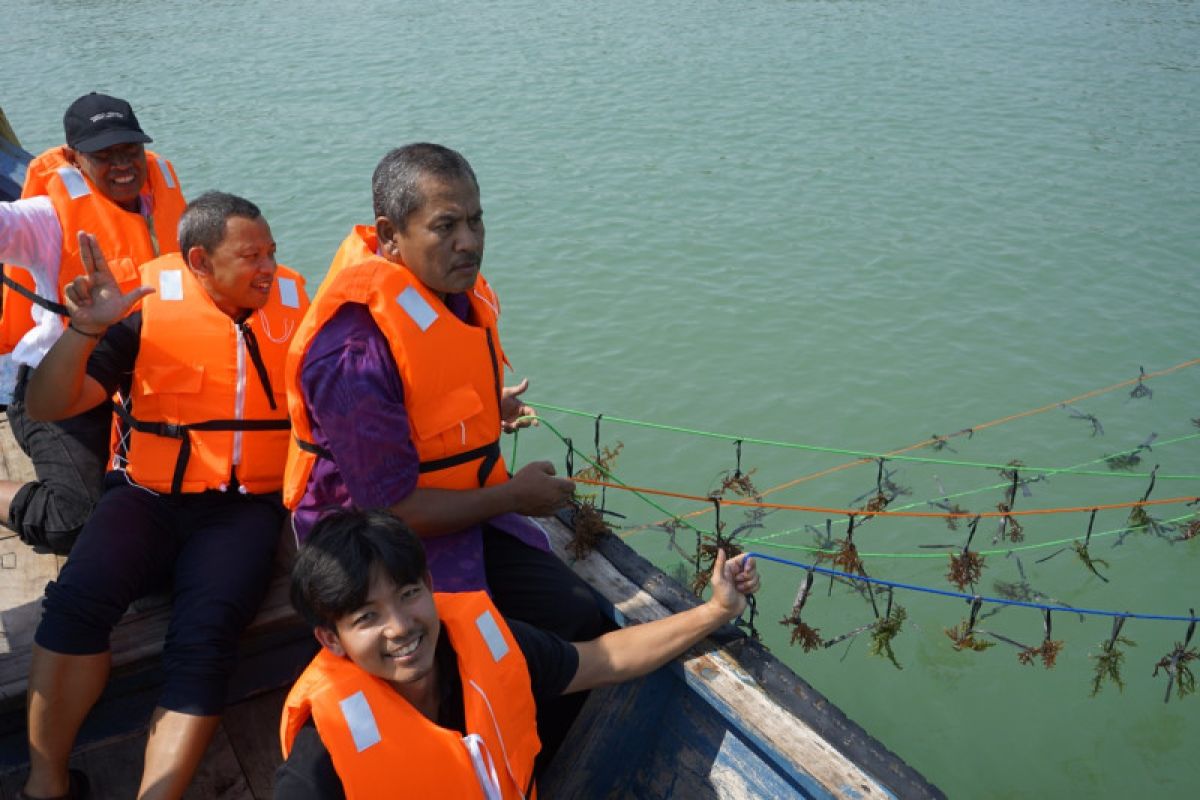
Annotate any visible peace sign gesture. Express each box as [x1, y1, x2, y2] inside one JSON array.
[[64, 231, 156, 333]]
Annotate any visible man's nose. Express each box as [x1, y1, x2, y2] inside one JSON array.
[[382, 609, 413, 638], [454, 224, 483, 253]]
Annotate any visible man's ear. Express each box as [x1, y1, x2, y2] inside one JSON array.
[[186, 246, 212, 276], [63, 147, 80, 167], [422, 571, 434, 591], [313, 626, 346, 657], [376, 215, 405, 260]]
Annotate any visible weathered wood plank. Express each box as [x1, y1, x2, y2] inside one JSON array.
[[0, 534, 57, 661], [0, 708, 274, 799], [221, 687, 288, 799], [0, 418, 36, 486], [0, 529, 302, 708]]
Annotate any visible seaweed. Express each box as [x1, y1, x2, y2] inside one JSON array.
[[1152, 614, 1198, 703], [1072, 542, 1110, 581], [1129, 365, 1152, 400], [947, 516, 985, 591], [816, 514, 866, 578], [566, 498, 613, 560], [1090, 617, 1135, 696], [929, 433, 956, 453], [1177, 516, 1200, 542], [1022, 611, 1063, 669], [929, 476, 969, 531], [1071, 509, 1109, 582], [780, 570, 823, 652], [1105, 452, 1142, 471], [1060, 403, 1104, 437], [1125, 465, 1167, 538], [868, 594, 906, 670], [572, 441, 624, 487], [566, 440, 623, 559], [946, 622, 995, 652], [1017, 638, 1064, 669], [994, 461, 1025, 543], [946, 597, 994, 652], [947, 550, 985, 592]]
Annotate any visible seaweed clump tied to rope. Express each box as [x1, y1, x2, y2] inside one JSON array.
[[1153, 614, 1198, 703], [564, 437, 623, 560], [525, 359, 1200, 698], [1090, 617, 1135, 696]]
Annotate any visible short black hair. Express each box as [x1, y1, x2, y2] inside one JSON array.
[[177, 191, 262, 257], [291, 509, 428, 631], [371, 143, 478, 231]]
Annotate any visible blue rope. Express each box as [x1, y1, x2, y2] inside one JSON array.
[[746, 552, 1200, 623]]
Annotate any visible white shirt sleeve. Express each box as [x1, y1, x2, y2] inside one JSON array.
[[0, 196, 64, 275], [0, 196, 67, 368]]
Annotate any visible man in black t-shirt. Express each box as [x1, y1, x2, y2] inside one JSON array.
[[276, 509, 760, 799]]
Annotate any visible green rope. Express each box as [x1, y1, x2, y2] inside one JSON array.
[[747, 430, 1200, 544], [740, 512, 1197, 559], [519, 413, 1198, 559], [528, 401, 1200, 480], [531, 416, 711, 538]]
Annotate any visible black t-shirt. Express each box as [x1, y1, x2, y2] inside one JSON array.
[[86, 311, 141, 396], [272, 618, 579, 800]]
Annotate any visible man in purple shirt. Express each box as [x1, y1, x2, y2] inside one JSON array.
[[288, 137, 609, 671], [286, 145, 611, 763]]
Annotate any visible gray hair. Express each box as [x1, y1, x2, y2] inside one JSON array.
[[371, 143, 478, 231], [177, 191, 262, 256]]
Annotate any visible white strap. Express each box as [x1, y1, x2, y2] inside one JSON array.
[[462, 733, 503, 800]]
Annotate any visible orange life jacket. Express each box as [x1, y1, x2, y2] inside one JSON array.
[[0, 146, 185, 354], [281, 592, 540, 800], [282, 225, 509, 510], [118, 253, 308, 494]]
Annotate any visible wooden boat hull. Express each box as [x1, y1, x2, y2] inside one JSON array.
[[538, 513, 942, 799]]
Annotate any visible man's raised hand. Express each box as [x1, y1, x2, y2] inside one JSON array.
[[66, 231, 155, 332], [708, 549, 760, 620]]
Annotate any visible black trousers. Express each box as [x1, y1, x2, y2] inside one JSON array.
[[6, 365, 110, 554], [482, 526, 615, 774], [37, 477, 284, 714]]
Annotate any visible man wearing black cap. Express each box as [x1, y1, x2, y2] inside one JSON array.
[[0, 92, 186, 554]]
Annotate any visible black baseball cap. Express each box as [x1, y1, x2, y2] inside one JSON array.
[[63, 92, 153, 153]]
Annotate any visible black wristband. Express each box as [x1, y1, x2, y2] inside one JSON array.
[[67, 321, 104, 340]]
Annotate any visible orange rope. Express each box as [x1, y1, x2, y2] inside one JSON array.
[[577, 476, 1197, 519], [624, 358, 1200, 534]]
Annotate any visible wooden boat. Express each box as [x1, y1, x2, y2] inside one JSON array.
[[0, 111, 941, 797], [0, 107, 29, 203]]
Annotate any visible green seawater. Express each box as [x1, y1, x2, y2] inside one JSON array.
[[6, 1, 1199, 796]]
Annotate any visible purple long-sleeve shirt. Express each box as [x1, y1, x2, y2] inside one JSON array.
[[292, 298, 549, 592]]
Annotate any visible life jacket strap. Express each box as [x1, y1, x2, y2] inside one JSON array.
[[115, 402, 289, 493], [1, 265, 69, 316]]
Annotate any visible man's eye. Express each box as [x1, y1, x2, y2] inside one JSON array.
[[354, 612, 375, 625]]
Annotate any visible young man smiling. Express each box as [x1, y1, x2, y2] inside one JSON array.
[[19, 193, 308, 800], [277, 509, 760, 799], [0, 92, 186, 553]]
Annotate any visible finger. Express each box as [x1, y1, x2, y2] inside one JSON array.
[[508, 377, 530, 397], [77, 231, 100, 273], [713, 547, 728, 577], [120, 285, 157, 311]]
